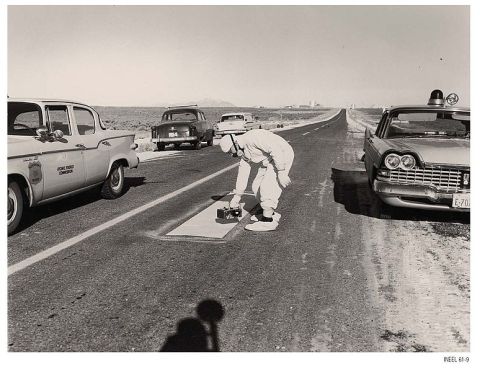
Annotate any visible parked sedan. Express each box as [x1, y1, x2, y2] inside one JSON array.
[[214, 112, 254, 136], [151, 106, 214, 150], [363, 90, 470, 211], [7, 98, 139, 235]]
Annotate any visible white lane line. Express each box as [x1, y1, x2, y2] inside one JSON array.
[[302, 131, 311, 136], [8, 162, 240, 276], [314, 128, 319, 131]]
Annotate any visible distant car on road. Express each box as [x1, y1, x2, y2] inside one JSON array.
[[363, 90, 470, 211], [7, 98, 139, 235], [214, 112, 254, 136], [151, 106, 214, 150]]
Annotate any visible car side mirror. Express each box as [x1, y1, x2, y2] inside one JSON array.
[[36, 127, 49, 140], [36, 128, 64, 141], [52, 129, 64, 140]]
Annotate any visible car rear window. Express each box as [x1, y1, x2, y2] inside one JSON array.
[[74, 107, 95, 135], [221, 115, 244, 122], [163, 111, 198, 121]]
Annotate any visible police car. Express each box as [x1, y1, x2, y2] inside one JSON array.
[[363, 90, 470, 211], [8, 99, 139, 235]]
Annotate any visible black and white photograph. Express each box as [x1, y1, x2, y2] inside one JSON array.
[[3, 1, 477, 370]]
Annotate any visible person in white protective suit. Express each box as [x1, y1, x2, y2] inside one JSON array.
[[219, 129, 295, 231]]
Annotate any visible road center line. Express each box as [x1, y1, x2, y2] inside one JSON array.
[[321, 116, 341, 127], [302, 131, 310, 136], [8, 162, 240, 276]]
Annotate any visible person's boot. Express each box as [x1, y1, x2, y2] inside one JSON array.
[[245, 216, 279, 231], [250, 212, 281, 222]]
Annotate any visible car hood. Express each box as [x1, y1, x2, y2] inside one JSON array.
[[384, 137, 470, 166]]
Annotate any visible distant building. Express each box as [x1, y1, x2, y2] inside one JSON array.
[[309, 100, 316, 107]]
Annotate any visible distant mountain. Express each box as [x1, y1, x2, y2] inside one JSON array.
[[160, 98, 236, 108]]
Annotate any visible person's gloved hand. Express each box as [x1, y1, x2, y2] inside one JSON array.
[[230, 194, 241, 208], [277, 170, 291, 188]]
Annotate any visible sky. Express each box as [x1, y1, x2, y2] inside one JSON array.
[[8, 5, 470, 108]]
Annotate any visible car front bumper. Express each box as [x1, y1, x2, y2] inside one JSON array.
[[373, 180, 470, 212], [152, 136, 198, 143]]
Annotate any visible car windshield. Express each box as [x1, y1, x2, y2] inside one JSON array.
[[8, 102, 44, 136], [221, 115, 244, 122], [163, 111, 197, 121], [385, 111, 470, 139]]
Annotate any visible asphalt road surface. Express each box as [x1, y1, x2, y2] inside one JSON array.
[[8, 110, 470, 352]]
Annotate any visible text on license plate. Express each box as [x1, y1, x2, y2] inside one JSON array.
[[452, 193, 470, 209], [168, 132, 178, 138]]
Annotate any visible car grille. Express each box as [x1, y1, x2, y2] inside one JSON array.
[[379, 166, 465, 192]]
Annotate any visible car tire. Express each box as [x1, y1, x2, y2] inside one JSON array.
[[8, 180, 24, 236], [207, 137, 213, 146], [157, 143, 165, 151], [101, 162, 125, 199], [194, 141, 202, 150]]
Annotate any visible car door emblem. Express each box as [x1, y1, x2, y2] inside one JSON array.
[[28, 161, 43, 184]]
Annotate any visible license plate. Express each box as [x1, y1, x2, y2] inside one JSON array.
[[168, 132, 177, 138], [452, 193, 470, 209]]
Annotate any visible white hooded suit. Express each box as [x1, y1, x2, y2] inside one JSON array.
[[229, 129, 294, 211]]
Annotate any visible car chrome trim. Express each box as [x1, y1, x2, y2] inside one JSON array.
[[376, 165, 468, 192], [379, 194, 469, 212], [154, 136, 198, 142], [35, 182, 103, 206], [8, 134, 135, 159]]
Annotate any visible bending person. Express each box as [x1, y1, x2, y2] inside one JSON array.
[[219, 129, 294, 231]]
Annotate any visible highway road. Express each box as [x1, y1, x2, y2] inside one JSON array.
[[7, 110, 470, 352]]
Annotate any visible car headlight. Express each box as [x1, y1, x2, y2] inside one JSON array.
[[400, 154, 416, 170], [384, 153, 401, 169]]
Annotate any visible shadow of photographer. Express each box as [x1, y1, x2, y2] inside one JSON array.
[[160, 299, 224, 352]]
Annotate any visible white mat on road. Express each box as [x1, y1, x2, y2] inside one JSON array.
[[166, 195, 258, 239]]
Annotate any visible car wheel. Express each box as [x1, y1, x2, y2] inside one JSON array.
[[194, 141, 202, 150], [207, 137, 213, 146], [157, 143, 165, 151], [8, 180, 24, 235], [101, 162, 125, 199]]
